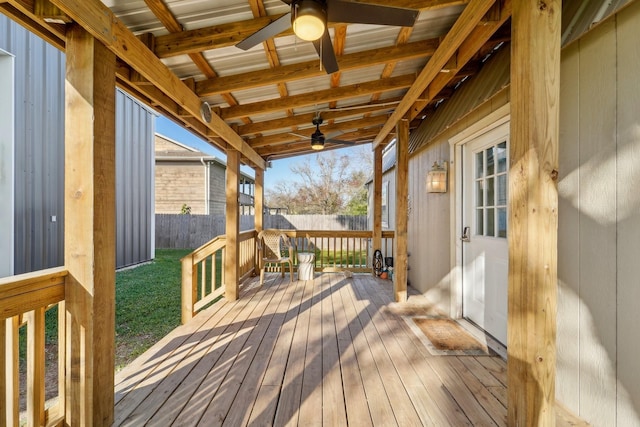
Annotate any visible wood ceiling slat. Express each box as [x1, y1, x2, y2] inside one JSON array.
[[247, 115, 389, 148], [220, 73, 416, 120], [195, 39, 438, 97], [153, 0, 468, 59]]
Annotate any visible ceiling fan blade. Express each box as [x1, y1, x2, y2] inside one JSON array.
[[312, 30, 339, 74], [327, 0, 418, 27], [326, 138, 358, 145], [236, 12, 292, 50]]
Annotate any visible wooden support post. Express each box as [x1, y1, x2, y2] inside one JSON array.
[[372, 145, 383, 274], [254, 167, 264, 232], [508, 1, 561, 425], [64, 24, 116, 426], [181, 254, 196, 324], [225, 149, 240, 301], [394, 117, 409, 302], [254, 167, 264, 274]]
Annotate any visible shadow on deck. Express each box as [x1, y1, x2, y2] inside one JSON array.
[[113, 273, 586, 426]]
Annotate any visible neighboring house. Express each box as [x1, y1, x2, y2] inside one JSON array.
[[373, 3, 640, 424], [0, 14, 155, 274], [155, 133, 255, 215]]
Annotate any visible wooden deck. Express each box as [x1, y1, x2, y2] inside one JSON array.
[[113, 273, 586, 426]]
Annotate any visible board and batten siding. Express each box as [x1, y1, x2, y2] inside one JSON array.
[[557, 2, 640, 424], [1, 14, 156, 272], [155, 161, 207, 214], [405, 45, 511, 315]]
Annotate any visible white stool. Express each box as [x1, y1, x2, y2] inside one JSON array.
[[297, 252, 315, 281]]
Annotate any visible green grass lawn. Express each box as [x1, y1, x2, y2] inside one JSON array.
[[114, 248, 191, 370]]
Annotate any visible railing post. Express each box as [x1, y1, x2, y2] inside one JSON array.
[[181, 254, 197, 324]]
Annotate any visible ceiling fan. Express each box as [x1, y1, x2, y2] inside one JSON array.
[[292, 114, 368, 150], [236, 0, 419, 74]]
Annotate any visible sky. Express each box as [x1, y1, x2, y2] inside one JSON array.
[[155, 115, 373, 190]]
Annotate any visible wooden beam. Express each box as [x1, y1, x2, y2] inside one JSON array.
[[373, 0, 497, 148], [34, 0, 70, 23], [409, 0, 511, 120], [394, 117, 409, 302], [195, 39, 439, 97], [64, 24, 116, 425], [237, 98, 400, 136], [372, 145, 383, 274], [507, 0, 561, 425], [50, 0, 266, 169], [225, 149, 240, 301], [221, 73, 415, 120], [247, 115, 388, 149], [2, 1, 66, 49]]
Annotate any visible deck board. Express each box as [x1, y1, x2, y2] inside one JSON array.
[[114, 273, 587, 427]]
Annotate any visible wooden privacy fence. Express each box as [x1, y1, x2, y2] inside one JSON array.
[[181, 229, 394, 322], [156, 214, 368, 249], [0, 267, 68, 427]]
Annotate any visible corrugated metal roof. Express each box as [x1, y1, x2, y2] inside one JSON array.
[[2, 0, 612, 163]]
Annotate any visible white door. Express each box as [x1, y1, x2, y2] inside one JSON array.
[[461, 124, 509, 344]]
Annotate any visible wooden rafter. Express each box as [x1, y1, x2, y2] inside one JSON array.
[[49, 0, 265, 168], [195, 39, 439, 97], [220, 73, 415, 120], [373, 0, 500, 148], [153, 0, 468, 58]]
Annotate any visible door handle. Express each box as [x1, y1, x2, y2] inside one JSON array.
[[461, 226, 470, 242]]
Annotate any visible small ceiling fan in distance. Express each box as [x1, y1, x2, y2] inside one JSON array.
[[292, 114, 368, 150], [236, 0, 419, 74]]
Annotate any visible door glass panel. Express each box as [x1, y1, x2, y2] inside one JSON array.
[[487, 177, 495, 206], [476, 209, 484, 236], [473, 139, 508, 239], [497, 141, 507, 173], [475, 152, 484, 179], [486, 147, 495, 176], [497, 175, 507, 205], [476, 181, 484, 207], [487, 208, 495, 237], [498, 208, 507, 238]]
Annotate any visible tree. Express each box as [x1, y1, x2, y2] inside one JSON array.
[[266, 147, 372, 215]]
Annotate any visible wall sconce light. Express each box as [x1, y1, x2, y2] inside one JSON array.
[[426, 161, 448, 193]]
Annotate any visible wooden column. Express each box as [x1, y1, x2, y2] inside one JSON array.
[[508, 1, 561, 425], [254, 167, 264, 233], [225, 149, 240, 301], [394, 118, 409, 302], [372, 145, 383, 274], [64, 24, 116, 426]]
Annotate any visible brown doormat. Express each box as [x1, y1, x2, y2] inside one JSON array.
[[406, 317, 492, 356]]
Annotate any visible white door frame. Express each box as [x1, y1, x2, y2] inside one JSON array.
[[448, 104, 510, 319]]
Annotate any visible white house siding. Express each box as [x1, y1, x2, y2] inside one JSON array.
[[403, 3, 640, 424], [557, 2, 640, 424]]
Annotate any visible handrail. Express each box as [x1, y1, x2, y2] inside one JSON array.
[[181, 230, 257, 323], [1, 266, 68, 427]]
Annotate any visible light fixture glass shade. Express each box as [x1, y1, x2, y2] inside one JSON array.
[[292, 0, 326, 41], [426, 162, 448, 193], [311, 130, 325, 150]]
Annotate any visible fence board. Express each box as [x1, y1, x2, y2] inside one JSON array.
[[156, 214, 368, 249]]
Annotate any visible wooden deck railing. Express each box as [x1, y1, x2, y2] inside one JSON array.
[[181, 230, 257, 323], [180, 229, 395, 322], [0, 267, 68, 427]]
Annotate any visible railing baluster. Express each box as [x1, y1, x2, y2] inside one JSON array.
[[57, 301, 66, 421], [4, 316, 20, 427], [26, 308, 46, 426]]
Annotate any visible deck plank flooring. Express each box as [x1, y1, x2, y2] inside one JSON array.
[[114, 273, 586, 426]]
